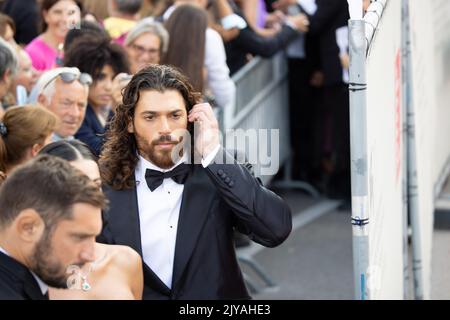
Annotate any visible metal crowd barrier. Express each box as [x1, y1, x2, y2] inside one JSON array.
[[225, 51, 320, 193], [225, 51, 290, 186]]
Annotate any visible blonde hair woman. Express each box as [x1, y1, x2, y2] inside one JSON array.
[[0, 105, 58, 180]]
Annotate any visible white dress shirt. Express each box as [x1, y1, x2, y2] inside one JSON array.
[[298, 0, 317, 15], [336, 26, 349, 83], [134, 146, 220, 289], [204, 28, 236, 109], [0, 246, 48, 296]]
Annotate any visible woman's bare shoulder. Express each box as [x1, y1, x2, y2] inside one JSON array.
[[97, 243, 142, 272], [98, 243, 144, 299]]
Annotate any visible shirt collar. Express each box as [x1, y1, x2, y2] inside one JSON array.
[[30, 271, 49, 296], [138, 152, 188, 172], [52, 133, 74, 142], [0, 246, 48, 296], [0, 246, 7, 256]]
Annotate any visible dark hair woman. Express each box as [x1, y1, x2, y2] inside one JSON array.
[[64, 35, 130, 156], [162, 4, 207, 93]]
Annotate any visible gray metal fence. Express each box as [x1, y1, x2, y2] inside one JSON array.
[[225, 51, 291, 185]]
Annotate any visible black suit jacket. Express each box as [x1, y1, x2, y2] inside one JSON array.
[[0, 251, 48, 300], [98, 149, 292, 299], [304, 0, 350, 86], [75, 104, 112, 157]]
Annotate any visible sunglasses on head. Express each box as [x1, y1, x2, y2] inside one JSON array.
[[43, 72, 93, 91]]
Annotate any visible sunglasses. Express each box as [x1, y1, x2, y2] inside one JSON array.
[[43, 72, 93, 91]]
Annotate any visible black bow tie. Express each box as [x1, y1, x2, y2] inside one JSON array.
[[145, 163, 191, 191]]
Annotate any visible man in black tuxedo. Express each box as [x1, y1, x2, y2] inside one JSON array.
[[303, 0, 351, 199], [98, 64, 292, 300], [0, 155, 107, 300]]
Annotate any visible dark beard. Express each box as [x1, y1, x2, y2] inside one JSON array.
[[30, 228, 77, 289], [135, 132, 186, 169]]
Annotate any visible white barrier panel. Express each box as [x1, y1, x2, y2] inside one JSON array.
[[364, 0, 403, 299], [408, 0, 450, 299]]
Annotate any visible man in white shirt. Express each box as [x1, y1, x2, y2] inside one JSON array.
[[0, 155, 107, 300], [98, 64, 292, 299]]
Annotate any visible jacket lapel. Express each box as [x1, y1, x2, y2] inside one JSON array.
[[106, 185, 172, 295], [23, 276, 47, 300], [0, 252, 47, 300], [87, 104, 105, 135], [142, 263, 171, 296], [171, 166, 216, 290], [106, 186, 142, 255]]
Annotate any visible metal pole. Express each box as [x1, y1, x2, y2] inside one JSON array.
[[402, 0, 424, 300], [349, 19, 370, 300], [401, 0, 411, 300]]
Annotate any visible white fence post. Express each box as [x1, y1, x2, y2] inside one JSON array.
[[349, 18, 369, 300]]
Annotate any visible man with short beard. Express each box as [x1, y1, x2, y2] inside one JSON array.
[[0, 155, 107, 300], [98, 64, 292, 299]]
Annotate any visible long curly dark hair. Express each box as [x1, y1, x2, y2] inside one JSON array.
[[99, 64, 202, 190]]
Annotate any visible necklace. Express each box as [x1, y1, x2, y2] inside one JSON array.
[[79, 249, 107, 292], [80, 261, 96, 292]]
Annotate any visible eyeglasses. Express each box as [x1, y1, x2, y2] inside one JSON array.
[[43, 72, 93, 91], [130, 43, 160, 56]]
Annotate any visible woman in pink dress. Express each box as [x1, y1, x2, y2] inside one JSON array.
[[25, 0, 82, 71]]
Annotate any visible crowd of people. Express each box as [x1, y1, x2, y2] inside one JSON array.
[[0, 0, 371, 300]]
